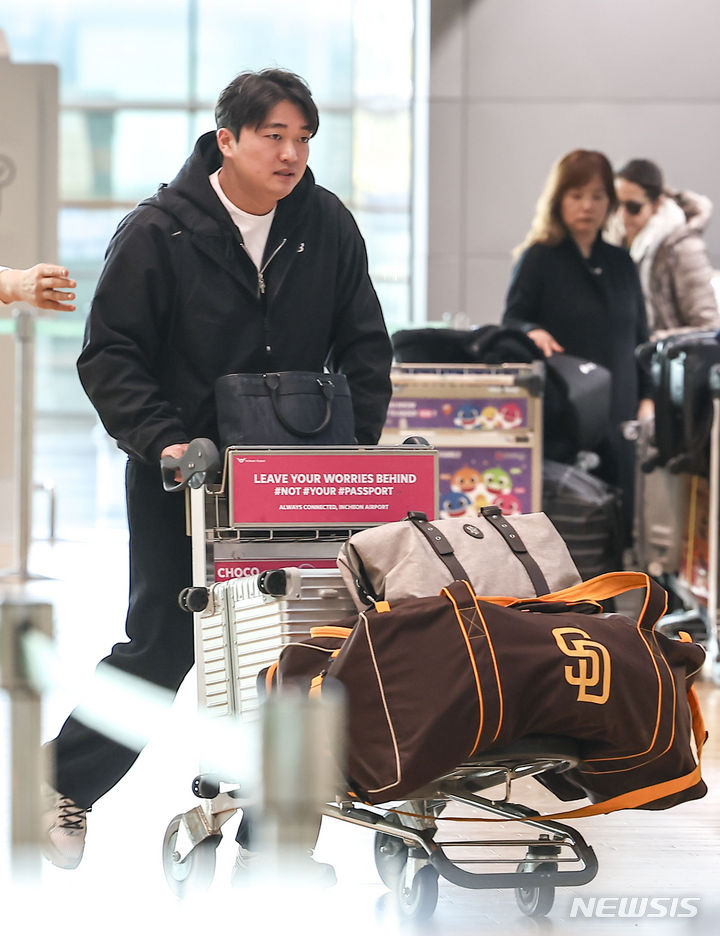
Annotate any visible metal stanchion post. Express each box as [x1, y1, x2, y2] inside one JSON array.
[[0, 304, 48, 583], [0, 597, 54, 881], [258, 688, 344, 879]]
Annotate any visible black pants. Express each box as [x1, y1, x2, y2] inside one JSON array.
[[50, 459, 194, 809], [595, 428, 636, 550]]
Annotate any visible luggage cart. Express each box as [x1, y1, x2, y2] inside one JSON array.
[[705, 364, 720, 681], [380, 363, 544, 517], [665, 366, 720, 679], [159, 439, 598, 920], [629, 360, 720, 665]]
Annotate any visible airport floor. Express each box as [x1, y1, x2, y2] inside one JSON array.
[[1, 491, 719, 935]]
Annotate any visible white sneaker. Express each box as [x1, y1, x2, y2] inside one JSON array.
[[231, 845, 336, 888], [42, 786, 87, 870], [230, 845, 259, 886]]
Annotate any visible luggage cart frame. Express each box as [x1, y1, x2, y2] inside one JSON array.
[[160, 440, 598, 921]]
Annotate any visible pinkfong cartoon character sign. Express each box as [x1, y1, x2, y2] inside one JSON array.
[[385, 395, 529, 432], [439, 446, 532, 518]]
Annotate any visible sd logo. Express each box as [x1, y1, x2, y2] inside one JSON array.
[[552, 626, 611, 704]]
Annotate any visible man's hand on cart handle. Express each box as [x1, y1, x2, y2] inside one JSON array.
[[161, 443, 189, 483], [160, 439, 221, 492]]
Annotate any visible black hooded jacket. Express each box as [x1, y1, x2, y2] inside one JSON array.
[[77, 131, 393, 463], [503, 235, 652, 425]]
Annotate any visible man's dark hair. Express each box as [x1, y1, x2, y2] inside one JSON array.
[[215, 68, 319, 140], [616, 158, 665, 203]]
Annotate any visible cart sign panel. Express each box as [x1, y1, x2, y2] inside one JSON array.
[[385, 395, 529, 432], [229, 450, 437, 526], [438, 445, 533, 518]]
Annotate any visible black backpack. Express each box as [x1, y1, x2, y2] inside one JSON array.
[[391, 326, 612, 463]]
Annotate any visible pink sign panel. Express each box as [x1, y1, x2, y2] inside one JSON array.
[[214, 558, 338, 582], [229, 451, 436, 526]]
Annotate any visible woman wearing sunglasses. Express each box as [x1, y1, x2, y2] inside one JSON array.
[[502, 149, 654, 547], [612, 159, 719, 339]]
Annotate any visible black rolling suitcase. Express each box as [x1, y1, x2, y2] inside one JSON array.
[[541, 459, 624, 579], [666, 332, 720, 475]]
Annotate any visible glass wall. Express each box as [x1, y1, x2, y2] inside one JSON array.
[[2, 0, 417, 535]]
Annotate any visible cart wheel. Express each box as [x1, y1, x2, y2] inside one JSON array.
[[514, 860, 557, 917], [178, 586, 209, 613], [373, 813, 407, 887], [395, 864, 439, 922], [162, 814, 219, 898], [192, 774, 221, 799]]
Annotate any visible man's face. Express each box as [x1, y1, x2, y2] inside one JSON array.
[[216, 99, 311, 214]]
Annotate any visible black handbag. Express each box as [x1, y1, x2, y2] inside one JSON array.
[[214, 371, 356, 447]]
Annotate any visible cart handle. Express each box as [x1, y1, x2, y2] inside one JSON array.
[[160, 438, 221, 492]]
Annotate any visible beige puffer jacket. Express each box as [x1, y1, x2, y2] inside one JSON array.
[[607, 190, 720, 339], [640, 190, 719, 338]]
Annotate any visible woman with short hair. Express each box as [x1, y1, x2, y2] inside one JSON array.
[[503, 149, 653, 545]]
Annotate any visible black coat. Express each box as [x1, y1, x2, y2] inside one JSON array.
[[77, 132, 393, 462], [503, 236, 651, 424]]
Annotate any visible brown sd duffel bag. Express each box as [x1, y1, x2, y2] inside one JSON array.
[[278, 571, 706, 811]]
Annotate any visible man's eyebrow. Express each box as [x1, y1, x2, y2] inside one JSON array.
[[261, 121, 311, 131]]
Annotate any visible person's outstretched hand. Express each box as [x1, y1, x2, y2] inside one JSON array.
[[0, 264, 76, 311]]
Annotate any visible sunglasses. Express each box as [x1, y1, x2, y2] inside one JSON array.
[[618, 200, 646, 216]]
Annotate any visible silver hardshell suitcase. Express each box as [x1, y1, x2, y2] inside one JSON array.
[[196, 567, 355, 720], [632, 417, 688, 577]]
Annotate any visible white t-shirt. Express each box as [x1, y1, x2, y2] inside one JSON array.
[[209, 169, 275, 270]]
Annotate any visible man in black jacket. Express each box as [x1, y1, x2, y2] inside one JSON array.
[[43, 68, 392, 870]]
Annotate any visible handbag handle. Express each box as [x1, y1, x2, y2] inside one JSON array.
[[535, 570, 667, 633], [480, 506, 550, 594], [477, 570, 669, 634], [405, 508, 550, 596], [264, 373, 335, 438], [405, 512, 473, 583]]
